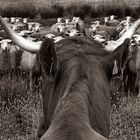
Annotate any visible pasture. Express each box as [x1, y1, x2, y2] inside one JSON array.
[[0, 0, 140, 140], [1, 71, 140, 139]]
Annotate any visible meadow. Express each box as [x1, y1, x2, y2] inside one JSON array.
[[0, 0, 140, 139], [0, 73, 140, 139]]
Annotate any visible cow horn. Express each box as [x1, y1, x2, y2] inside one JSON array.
[[0, 16, 41, 53], [105, 18, 140, 51]]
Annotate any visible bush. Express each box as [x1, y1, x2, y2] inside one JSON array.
[[133, 6, 140, 18], [0, 0, 36, 18], [73, 8, 86, 20], [80, 4, 92, 16], [39, 4, 64, 19], [0, 0, 140, 20]]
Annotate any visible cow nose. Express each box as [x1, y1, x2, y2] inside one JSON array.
[[3, 47, 8, 52], [104, 42, 108, 45]]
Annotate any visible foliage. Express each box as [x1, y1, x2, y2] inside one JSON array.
[[0, 0, 36, 18], [0, 0, 140, 19]]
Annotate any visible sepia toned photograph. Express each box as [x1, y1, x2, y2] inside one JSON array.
[[0, 0, 140, 139]]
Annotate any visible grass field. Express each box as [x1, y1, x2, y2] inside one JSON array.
[[0, 75, 140, 139], [0, 0, 140, 19]]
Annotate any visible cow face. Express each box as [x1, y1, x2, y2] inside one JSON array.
[[10, 17, 16, 24], [125, 16, 132, 22], [132, 34, 140, 45], [57, 17, 62, 23], [0, 39, 12, 52], [92, 34, 107, 44], [64, 18, 70, 24], [104, 17, 109, 23], [45, 34, 55, 39], [23, 18, 28, 24], [34, 23, 42, 32], [57, 24, 67, 34], [65, 29, 81, 37], [110, 15, 116, 21]]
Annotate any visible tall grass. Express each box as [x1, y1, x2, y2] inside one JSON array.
[[38, 1, 140, 19], [0, 75, 42, 139], [0, 0, 36, 18], [0, 74, 140, 139], [39, 4, 64, 19], [0, 0, 140, 19]]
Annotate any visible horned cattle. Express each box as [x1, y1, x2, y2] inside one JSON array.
[[0, 15, 132, 140], [123, 34, 140, 96]]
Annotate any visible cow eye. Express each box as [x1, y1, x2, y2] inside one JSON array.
[[102, 36, 105, 39]]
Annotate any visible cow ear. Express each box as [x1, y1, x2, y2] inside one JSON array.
[[109, 38, 131, 77], [39, 38, 57, 77], [76, 23, 80, 31], [0, 37, 3, 41]]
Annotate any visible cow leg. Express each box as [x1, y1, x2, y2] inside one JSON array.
[[138, 71, 140, 97], [37, 115, 47, 138], [126, 70, 132, 95], [123, 68, 128, 95], [135, 71, 140, 96], [131, 74, 136, 96], [29, 70, 33, 91]]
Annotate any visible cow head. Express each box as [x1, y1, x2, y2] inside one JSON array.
[[110, 15, 115, 20], [104, 17, 109, 23], [125, 16, 132, 22], [92, 34, 107, 44], [0, 39, 12, 52], [57, 24, 67, 35]]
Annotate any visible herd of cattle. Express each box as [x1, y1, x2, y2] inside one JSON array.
[[0, 14, 140, 140]]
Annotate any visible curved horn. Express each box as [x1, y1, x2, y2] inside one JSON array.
[[105, 18, 140, 51], [0, 16, 40, 53]]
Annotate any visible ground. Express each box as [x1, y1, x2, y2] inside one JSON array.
[[0, 63, 140, 140]]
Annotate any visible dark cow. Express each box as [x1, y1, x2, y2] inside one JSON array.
[[0, 15, 131, 140], [123, 43, 140, 96], [38, 37, 130, 140]]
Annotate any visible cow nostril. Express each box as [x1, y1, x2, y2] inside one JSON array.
[[104, 42, 108, 45]]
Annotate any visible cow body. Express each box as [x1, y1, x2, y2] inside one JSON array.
[[40, 54, 110, 139], [37, 37, 130, 140], [123, 35, 140, 96]]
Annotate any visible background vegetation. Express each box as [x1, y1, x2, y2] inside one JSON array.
[[0, 0, 140, 19]]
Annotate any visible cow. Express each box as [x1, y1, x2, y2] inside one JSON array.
[[123, 34, 140, 96], [104, 16, 120, 27], [105, 18, 140, 52], [0, 39, 21, 78], [0, 15, 131, 140], [90, 24, 120, 40]]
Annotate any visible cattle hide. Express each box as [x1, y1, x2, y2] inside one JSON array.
[[37, 38, 130, 140]]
